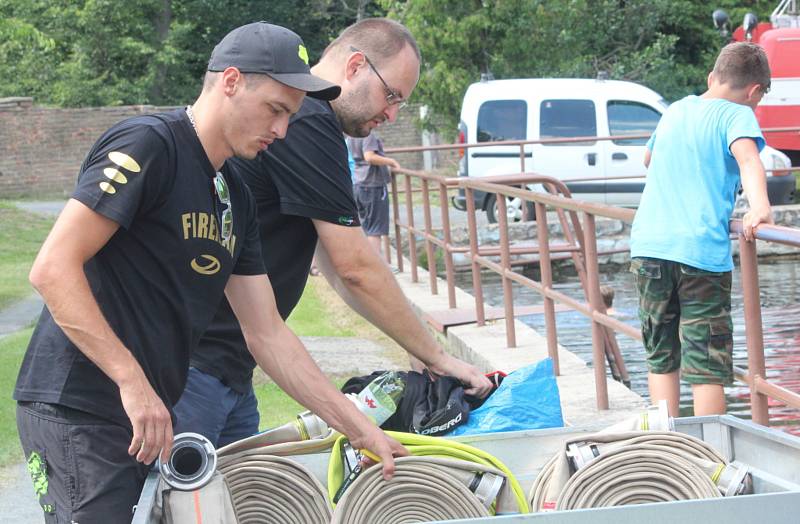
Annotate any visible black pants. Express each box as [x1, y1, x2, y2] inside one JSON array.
[[16, 401, 150, 523]]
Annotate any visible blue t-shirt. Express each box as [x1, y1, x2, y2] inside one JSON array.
[[630, 96, 765, 272]]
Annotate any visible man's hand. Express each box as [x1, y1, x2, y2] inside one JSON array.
[[348, 424, 408, 480], [428, 353, 493, 398], [387, 158, 401, 170], [119, 372, 173, 465], [741, 205, 773, 241], [225, 273, 408, 479]]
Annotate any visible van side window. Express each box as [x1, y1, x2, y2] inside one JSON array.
[[477, 100, 527, 142], [540, 100, 597, 146], [607, 101, 661, 145]]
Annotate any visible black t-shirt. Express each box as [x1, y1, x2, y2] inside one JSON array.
[[14, 109, 265, 427], [191, 98, 359, 392]]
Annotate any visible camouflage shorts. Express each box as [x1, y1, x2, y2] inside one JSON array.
[[630, 257, 733, 385]]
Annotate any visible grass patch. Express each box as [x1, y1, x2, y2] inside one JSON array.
[[254, 378, 346, 430], [256, 277, 406, 430], [0, 329, 32, 467], [390, 168, 453, 209], [0, 202, 54, 309], [285, 277, 356, 337]]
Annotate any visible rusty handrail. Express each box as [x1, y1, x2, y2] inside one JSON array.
[[390, 170, 634, 400], [386, 127, 800, 154], [387, 133, 800, 422]]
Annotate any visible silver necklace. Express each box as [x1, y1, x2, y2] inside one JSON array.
[[185, 105, 197, 133]]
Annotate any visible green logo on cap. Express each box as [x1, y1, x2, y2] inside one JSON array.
[[298, 45, 309, 65]]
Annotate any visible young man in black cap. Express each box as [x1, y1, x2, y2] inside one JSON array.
[[14, 22, 405, 523], [175, 18, 493, 448]]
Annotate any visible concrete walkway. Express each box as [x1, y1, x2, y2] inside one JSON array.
[[14, 200, 65, 218], [0, 295, 42, 338]]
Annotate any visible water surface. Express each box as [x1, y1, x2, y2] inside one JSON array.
[[458, 258, 800, 435]]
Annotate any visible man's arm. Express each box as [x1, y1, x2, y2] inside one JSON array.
[[363, 150, 400, 170], [28, 199, 172, 464], [643, 148, 652, 168], [731, 137, 773, 241], [224, 273, 407, 479], [312, 221, 493, 397]]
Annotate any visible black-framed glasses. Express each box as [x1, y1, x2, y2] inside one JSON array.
[[350, 46, 408, 110], [761, 83, 771, 95], [213, 172, 233, 243]]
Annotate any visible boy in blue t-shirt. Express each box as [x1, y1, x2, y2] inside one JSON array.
[[630, 42, 773, 417]]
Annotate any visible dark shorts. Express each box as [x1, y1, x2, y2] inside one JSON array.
[[16, 401, 150, 523], [630, 257, 734, 385], [354, 184, 390, 237]]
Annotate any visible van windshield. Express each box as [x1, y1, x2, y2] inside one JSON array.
[[477, 100, 527, 143]]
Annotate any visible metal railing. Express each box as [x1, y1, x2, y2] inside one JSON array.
[[384, 129, 800, 425]]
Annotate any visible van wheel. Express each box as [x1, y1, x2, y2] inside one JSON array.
[[485, 194, 535, 224]]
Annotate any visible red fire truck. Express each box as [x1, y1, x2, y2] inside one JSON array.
[[716, 0, 800, 165]]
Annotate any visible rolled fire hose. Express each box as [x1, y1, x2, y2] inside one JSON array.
[[217, 453, 332, 524], [328, 431, 529, 516], [529, 431, 751, 512], [556, 442, 720, 509], [330, 456, 491, 524]]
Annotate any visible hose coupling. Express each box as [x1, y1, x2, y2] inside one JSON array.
[[717, 463, 752, 497], [566, 442, 600, 470], [297, 410, 330, 440], [159, 432, 217, 491], [470, 472, 505, 508]]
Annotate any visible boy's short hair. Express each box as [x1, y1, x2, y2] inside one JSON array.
[[712, 42, 771, 92], [599, 285, 615, 309]]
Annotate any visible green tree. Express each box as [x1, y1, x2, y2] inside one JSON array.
[[0, 13, 56, 102], [0, 0, 779, 115], [382, 0, 778, 136], [0, 0, 385, 106]]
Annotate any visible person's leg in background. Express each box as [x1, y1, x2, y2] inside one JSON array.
[[217, 383, 260, 448], [356, 185, 387, 256]]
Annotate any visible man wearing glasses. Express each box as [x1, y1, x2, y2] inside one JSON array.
[[175, 18, 493, 447], [13, 22, 406, 523]]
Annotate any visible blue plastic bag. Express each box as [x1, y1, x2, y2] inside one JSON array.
[[450, 358, 563, 435]]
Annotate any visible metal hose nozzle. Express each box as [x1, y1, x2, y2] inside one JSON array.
[[159, 432, 217, 491]]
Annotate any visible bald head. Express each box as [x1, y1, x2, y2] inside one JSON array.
[[322, 18, 420, 68]]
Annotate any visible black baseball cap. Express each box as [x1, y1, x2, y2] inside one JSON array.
[[208, 22, 341, 101]]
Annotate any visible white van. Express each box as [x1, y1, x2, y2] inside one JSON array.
[[451, 78, 795, 222]]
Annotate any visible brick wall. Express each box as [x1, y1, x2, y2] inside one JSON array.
[[377, 104, 459, 175], [0, 98, 451, 198], [0, 98, 179, 198]]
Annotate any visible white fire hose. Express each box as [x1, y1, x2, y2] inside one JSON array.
[[330, 456, 493, 524], [529, 431, 751, 511], [218, 453, 332, 524]]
